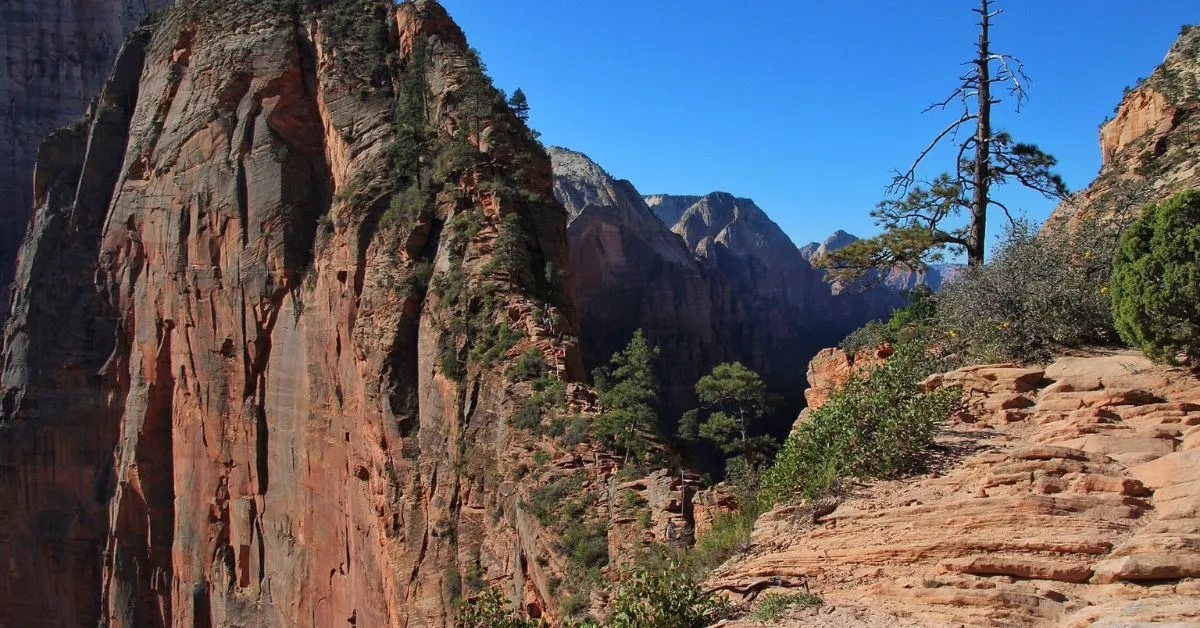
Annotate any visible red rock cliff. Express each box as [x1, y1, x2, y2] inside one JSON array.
[[1046, 24, 1200, 233], [0, 1, 586, 625]]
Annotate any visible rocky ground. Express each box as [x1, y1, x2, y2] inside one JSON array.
[[710, 350, 1200, 626]]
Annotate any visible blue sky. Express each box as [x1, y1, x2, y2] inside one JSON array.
[[441, 1, 1196, 248]]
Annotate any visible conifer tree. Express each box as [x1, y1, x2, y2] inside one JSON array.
[[824, 0, 1066, 279], [595, 330, 660, 463]]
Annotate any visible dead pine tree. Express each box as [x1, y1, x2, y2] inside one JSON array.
[[824, 0, 1068, 281]]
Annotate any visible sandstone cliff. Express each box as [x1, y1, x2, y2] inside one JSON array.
[[0, 0, 171, 325], [714, 352, 1200, 626], [0, 1, 599, 625], [1046, 23, 1200, 232]]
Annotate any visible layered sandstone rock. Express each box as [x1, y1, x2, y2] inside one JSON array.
[[0, 0, 170, 325], [712, 352, 1200, 626], [0, 1, 596, 626], [1045, 24, 1200, 233], [800, 344, 893, 412]]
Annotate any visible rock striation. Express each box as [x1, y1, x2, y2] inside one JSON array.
[[712, 352, 1200, 626], [0, 0, 171, 326], [0, 1, 594, 625]]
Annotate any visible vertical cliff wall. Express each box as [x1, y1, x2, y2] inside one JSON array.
[[0, 1, 584, 625], [0, 0, 171, 325]]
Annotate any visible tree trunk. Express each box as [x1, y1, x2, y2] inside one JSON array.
[[969, 0, 992, 267]]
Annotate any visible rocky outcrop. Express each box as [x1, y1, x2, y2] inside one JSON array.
[[801, 344, 893, 412], [1046, 24, 1200, 233], [712, 352, 1200, 626], [0, 0, 170, 326], [0, 1, 593, 626]]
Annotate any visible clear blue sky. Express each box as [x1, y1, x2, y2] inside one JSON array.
[[441, 1, 1196, 247]]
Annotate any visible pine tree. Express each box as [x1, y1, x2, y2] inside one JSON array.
[[823, 0, 1066, 280], [507, 88, 530, 122], [595, 330, 660, 463], [693, 363, 777, 473]]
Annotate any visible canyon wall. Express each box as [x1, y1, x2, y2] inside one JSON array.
[[0, 1, 589, 625], [0, 0, 171, 324]]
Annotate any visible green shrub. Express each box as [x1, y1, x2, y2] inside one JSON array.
[[935, 219, 1120, 363], [686, 509, 756, 577], [483, 213, 531, 279], [508, 347, 549, 382], [455, 587, 538, 628], [525, 475, 579, 525], [1111, 190, 1200, 365], [562, 414, 591, 446], [469, 322, 520, 365], [532, 451, 551, 467], [751, 592, 823, 622], [761, 342, 958, 505], [511, 401, 542, 432], [560, 520, 609, 572], [840, 287, 936, 354], [608, 561, 730, 628], [439, 333, 465, 381]]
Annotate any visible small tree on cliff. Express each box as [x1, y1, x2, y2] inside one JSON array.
[[824, 0, 1067, 279], [595, 330, 660, 463], [507, 88, 530, 122], [691, 363, 777, 481]]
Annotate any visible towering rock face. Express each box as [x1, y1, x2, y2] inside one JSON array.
[[0, 0, 170, 323], [0, 1, 584, 626], [555, 153, 844, 429], [1046, 23, 1200, 232], [646, 193, 848, 410], [550, 148, 728, 414]]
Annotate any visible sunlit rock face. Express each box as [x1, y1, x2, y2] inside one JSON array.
[[0, 1, 591, 625]]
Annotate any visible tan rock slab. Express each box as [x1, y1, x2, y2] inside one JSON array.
[[938, 555, 1093, 583]]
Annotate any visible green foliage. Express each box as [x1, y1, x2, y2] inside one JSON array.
[[840, 287, 936, 354], [751, 592, 823, 622], [560, 519, 609, 573], [469, 322, 520, 365], [594, 330, 661, 463], [525, 475, 580, 525], [511, 401, 542, 432], [761, 343, 958, 505], [439, 332, 465, 381], [532, 450, 551, 467], [484, 213, 532, 281], [381, 184, 429, 229], [691, 363, 777, 476], [936, 219, 1121, 363], [608, 562, 730, 628], [456, 587, 539, 628], [508, 347, 550, 382], [686, 509, 757, 577], [1111, 190, 1200, 365], [508, 88, 530, 121], [562, 414, 592, 446]]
